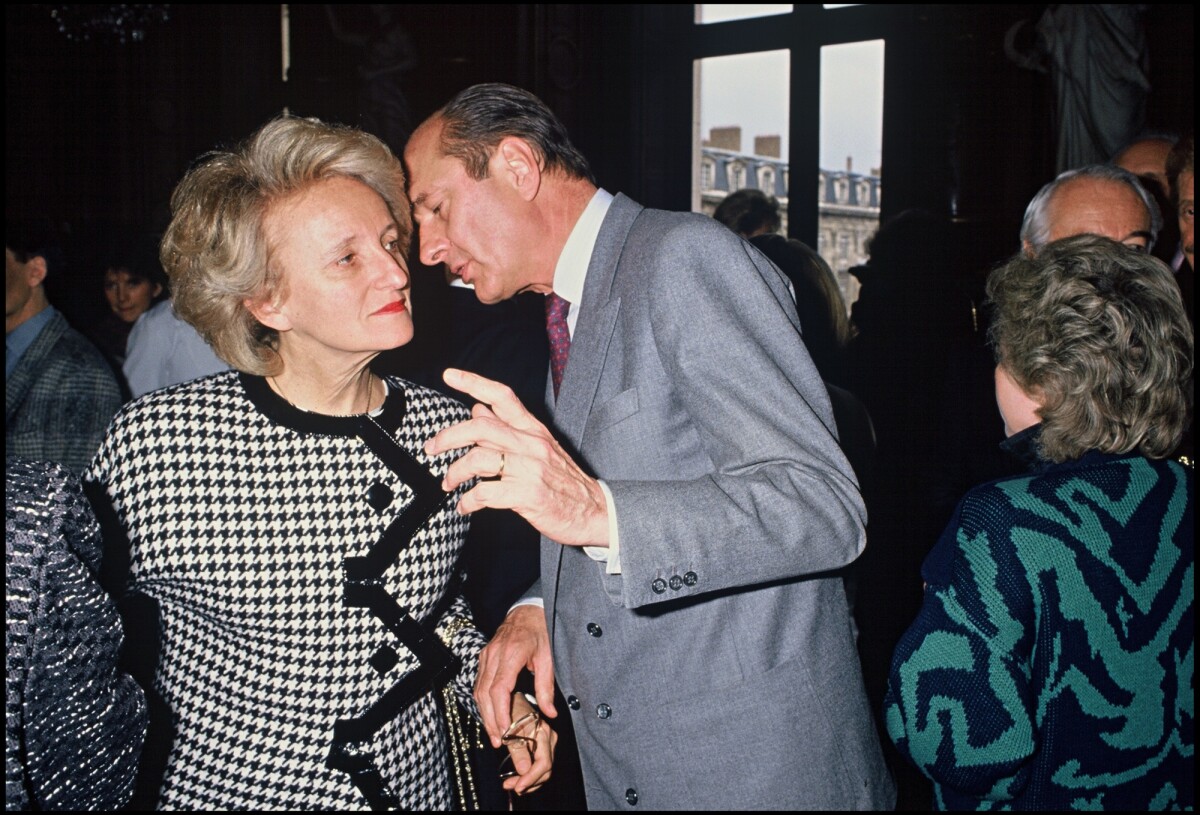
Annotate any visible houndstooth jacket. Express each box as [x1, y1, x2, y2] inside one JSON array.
[[6, 309, 124, 476], [84, 371, 485, 810]]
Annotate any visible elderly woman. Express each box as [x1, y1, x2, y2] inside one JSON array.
[[84, 115, 551, 810], [884, 234, 1193, 810]]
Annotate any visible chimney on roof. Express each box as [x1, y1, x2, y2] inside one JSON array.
[[846, 156, 853, 173], [754, 135, 781, 158], [704, 126, 742, 152]]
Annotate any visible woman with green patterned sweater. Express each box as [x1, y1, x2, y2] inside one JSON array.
[[885, 234, 1193, 810]]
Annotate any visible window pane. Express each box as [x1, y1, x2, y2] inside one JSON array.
[[696, 4, 793, 24], [693, 50, 789, 225], [819, 39, 883, 310]]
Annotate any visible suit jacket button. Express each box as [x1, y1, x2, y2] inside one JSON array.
[[587, 622, 603, 637], [683, 571, 698, 586], [625, 788, 639, 806], [567, 695, 581, 710], [366, 481, 393, 512], [651, 578, 667, 594], [596, 703, 612, 719], [668, 574, 683, 590]]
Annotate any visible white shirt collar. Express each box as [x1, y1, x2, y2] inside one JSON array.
[[552, 188, 614, 307]]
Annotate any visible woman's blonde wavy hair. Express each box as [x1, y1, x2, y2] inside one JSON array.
[[160, 115, 410, 375], [987, 234, 1193, 462]]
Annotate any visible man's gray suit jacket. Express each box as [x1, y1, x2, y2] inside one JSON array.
[[535, 194, 895, 810], [6, 310, 123, 475]]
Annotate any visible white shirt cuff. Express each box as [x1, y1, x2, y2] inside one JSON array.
[[583, 480, 621, 574], [509, 596, 545, 611]]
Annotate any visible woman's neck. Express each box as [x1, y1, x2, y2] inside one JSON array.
[[267, 358, 382, 416]]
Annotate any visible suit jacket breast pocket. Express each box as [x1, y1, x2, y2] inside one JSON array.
[[585, 387, 640, 436]]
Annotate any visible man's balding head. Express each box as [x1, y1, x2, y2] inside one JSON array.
[[1020, 164, 1160, 256]]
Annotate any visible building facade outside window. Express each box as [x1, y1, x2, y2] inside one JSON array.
[[698, 126, 880, 308]]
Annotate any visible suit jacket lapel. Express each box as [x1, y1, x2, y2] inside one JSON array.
[[542, 195, 642, 619], [552, 194, 642, 450]]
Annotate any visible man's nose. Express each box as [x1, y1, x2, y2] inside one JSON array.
[[418, 223, 447, 267]]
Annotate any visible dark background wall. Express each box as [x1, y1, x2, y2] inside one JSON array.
[[6, 4, 1193, 327]]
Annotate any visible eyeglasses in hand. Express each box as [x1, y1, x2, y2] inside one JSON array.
[[497, 709, 541, 781]]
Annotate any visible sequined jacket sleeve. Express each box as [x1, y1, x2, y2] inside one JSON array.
[[5, 457, 147, 811]]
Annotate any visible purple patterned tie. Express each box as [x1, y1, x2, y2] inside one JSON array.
[[545, 292, 572, 399]]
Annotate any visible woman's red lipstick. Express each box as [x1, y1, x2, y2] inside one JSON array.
[[373, 300, 407, 315]]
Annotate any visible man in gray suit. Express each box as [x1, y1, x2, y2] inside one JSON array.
[[406, 84, 893, 810], [7, 225, 123, 474]]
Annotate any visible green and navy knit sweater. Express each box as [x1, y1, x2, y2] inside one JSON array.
[[885, 434, 1194, 810]]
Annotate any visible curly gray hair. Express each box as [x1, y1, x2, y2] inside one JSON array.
[[987, 234, 1192, 461]]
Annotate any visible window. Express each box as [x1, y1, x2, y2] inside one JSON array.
[[820, 38, 883, 307], [730, 161, 747, 190], [689, 4, 887, 310], [696, 4, 793, 25], [760, 166, 775, 192], [694, 49, 789, 215]]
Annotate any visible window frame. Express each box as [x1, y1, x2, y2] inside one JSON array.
[[688, 5, 895, 246]]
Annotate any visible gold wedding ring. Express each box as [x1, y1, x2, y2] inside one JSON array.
[[497, 451, 506, 478]]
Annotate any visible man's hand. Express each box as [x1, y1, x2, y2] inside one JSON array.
[[425, 368, 609, 547], [502, 690, 558, 797], [476, 604, 557, 747]]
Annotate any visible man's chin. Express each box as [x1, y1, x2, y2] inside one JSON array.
[[471, 286, 505, 305], [469, 277, 519, 305]]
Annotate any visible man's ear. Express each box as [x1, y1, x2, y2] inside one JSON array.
[[25, 255, 48, 288], [244, 293, 291, 332], [493, 136, 542, 201]]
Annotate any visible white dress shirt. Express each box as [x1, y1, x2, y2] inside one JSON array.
[[549, 189, 623, 574]]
